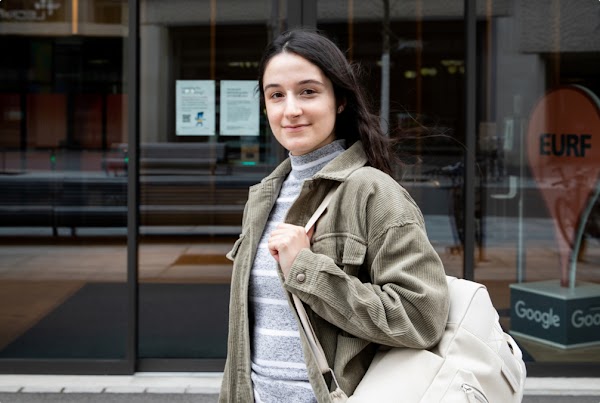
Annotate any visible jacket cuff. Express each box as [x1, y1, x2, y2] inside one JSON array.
[[284, 248, 320, 295]]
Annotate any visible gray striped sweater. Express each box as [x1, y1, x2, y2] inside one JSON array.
[[249, 140, 346, 403]]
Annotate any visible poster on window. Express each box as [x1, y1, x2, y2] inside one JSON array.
[[176, 80, 215, 136], [219, 80, 260, 136]]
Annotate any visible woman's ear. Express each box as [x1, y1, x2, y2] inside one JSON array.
[[337, 99, 347, 114]]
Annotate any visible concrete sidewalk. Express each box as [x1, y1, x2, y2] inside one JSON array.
[[2, 394, 597, 403], [1, 374, 600, 402]]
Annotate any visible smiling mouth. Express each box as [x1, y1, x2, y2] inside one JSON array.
[[284, 124, 309, 130]]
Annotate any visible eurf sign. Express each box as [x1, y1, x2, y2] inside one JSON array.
[[526, 86, 600, 287], [539, 133, 592, 158], [510, 281, 600, 349]]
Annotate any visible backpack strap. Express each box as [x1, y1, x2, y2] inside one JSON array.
[[292, 186, 343, 390]]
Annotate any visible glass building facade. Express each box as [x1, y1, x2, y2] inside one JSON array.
[[0, 0, 599, 376]]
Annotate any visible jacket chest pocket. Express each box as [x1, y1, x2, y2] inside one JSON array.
[[311, 234, 367, 277]]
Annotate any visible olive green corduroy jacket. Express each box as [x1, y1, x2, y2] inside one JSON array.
[[219, 141, 449, 403]]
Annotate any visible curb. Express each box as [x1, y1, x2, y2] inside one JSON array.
[[1, 374, 600, 396]]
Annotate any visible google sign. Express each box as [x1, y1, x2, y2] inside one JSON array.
[[510, 281, 600, 349], [571, 309, 600, 328], [514, 300, 600, 330], [514, 301, 560, 329]]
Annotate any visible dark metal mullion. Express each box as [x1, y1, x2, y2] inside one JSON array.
[[19, 92, 28, 152], [101, 93, 108, 151], [302, 0, 317, 28], [463, 0, 476, 281], [287, 0, 302, 29], [19, 37, 28, 152], [287, 0, 316, 29], [127, 0, 140, 374], [19, 44, 28, 171]]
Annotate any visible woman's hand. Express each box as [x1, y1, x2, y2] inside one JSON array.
[[268, 223, 314, 278]]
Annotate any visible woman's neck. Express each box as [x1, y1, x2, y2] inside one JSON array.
[[289, 139, 346, 179]]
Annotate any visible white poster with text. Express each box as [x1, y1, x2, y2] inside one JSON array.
[[176, 80, 215, 136], [219, 80, 260, 136]]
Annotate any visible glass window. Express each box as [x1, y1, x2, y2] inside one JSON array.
[[318, 0, 466, 277], [137, 0, 282, 360], [478, 0, 600, 364], [319, 0, 600, 371], [2, 0, 597, 375], [0, 0, 129, 361]]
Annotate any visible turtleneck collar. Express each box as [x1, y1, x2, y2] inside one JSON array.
[[288, 139, 346, 180]]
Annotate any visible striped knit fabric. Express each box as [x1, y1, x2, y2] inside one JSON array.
[[249, 140, 346, 403]]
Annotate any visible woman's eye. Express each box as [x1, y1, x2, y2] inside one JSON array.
[[269, 92, 283, 99], [301, 89, 316, 95]]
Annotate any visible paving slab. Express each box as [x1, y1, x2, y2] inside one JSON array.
[[0, 393, 219, 403]]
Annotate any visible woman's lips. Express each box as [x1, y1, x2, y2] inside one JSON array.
[[283, 124, 309, 132]]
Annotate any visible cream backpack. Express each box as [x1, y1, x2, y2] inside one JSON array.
[[297, 189, 527, 403], [347, 276, 527, 402]]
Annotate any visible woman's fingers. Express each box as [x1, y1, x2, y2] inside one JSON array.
[[268, 223, 312, 277]]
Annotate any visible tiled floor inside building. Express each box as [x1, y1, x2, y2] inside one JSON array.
[[0, 228, 599, 363]]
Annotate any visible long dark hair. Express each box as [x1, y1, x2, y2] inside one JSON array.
[[258, 29, 397, 176]]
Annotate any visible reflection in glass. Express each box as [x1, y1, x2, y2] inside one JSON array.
[[0, 0, 129, 360], [476, 0, 600, 363], [319, 0, 600, 367], [137, 0, 277, 360], [318, 1, 466, 277]]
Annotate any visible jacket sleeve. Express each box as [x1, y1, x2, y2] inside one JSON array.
[[283, 219, 449, 349]]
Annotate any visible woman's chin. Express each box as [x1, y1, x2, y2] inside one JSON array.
[[286, 143, 310, 156]]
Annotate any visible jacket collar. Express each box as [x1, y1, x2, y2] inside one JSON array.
[[260, 141, 368, 185]]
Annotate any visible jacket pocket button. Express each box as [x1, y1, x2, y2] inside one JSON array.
[[296, 273, 306, 283]]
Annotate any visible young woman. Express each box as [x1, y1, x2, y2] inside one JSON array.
[[220, 29, 449, 403]]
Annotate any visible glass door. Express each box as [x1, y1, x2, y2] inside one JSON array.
[[0, 0, 130, 371], [137, 0, 286, 368], [476, 0, 600, 368]]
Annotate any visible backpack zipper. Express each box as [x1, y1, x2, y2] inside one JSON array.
[[461, 384, 489, 403]]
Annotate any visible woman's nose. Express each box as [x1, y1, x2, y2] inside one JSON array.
[[284, 96, 302, 118]]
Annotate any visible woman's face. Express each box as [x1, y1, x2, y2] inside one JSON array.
[[262, 52, 338, 156]]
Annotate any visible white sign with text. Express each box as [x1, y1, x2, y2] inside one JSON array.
[[219, 80, 260, 136], [175, 80, 215, 136]]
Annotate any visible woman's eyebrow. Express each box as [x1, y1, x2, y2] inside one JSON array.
[[298, 79, 325, 86], [263, 83, 281, 92], [263, 79, 325, 92]]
